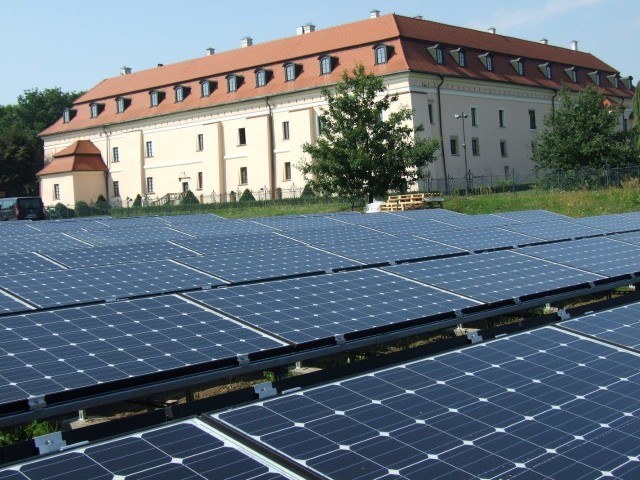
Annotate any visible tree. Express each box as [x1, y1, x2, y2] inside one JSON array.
[[633, 81, 640, 150], [532, 85, 638, 170], [180, 190, 199, 205], [239, 188, 256, 202], [132, 194, 143, 208], [0, 88, 82, 196], [300, 64, 439, 203]]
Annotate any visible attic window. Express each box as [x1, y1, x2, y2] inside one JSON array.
[[62, 108, 76, 123], [427, 44, 444, 65], [284, 63, 301, 82], [226, 74, 243, 92], [319, 55, 336, 75], [149, 90, 165, 107], [538, 62, 552, 80], [478, 53, 494, 71], [174, 85, 191, 102], [374, 44, 389, 64], [200, 79, 216, 97], [622, 76, 634, 89], [588, 70, 601, 86], [510, 58, 525, 75], [449, 48, 466, 67], [115, 97, 130, 113], [607, 74, 620, 88], [89, 103, 104, 118], [565, 67, 578, 83]]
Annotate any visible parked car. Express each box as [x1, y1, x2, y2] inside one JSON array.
[[0, 197, 46, 220]]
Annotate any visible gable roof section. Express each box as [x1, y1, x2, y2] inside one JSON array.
[[41, 14, 633, 137], [37, 140, 107, 176]]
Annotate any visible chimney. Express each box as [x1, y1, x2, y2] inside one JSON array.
[[488, 27, 496, 34], [206, 47, 215, 56], [303, 23, 315, 34], [540, 38, 548, 45], [370, 9, 380, 18], [157, 63, 163, 67], [120, 66, 132, 75], [570, 40, 578, 51], [414, 15, 423, 20], [241, 36, 253, 48]]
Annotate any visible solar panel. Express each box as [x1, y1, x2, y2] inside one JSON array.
[[174, 232, 302, 256], [502, 219, 606, 241], [185, 269, 478, 345], [314, 236, 466, 265], [0, 419, 294, 479], [0, 223, 40, 235], [178, 246, 363, 283], [519, 237, 640, 277], [159, 213, 226, 225], [430, 213, 523, 229], [0, 253, 63, 277], [250, 215, 344, 231], [493, 209, 573, 223], [575, 212, 640, 234], [393, 208, 468, 220], [608, 230, 640, 247], [0, 295, 284, 405], [214, 326, 640, 480], [559, 300, 640, 352], [0, 290, 31, 316], [168, 219, 277, 237], [386, 250, 602, 303], [417, 227, 541, 253], [67, 227, 194, 247], [94, 216, 168, 228], [363, 218, 463, 236], [279, 225, 388, 246], [1, 234, 90, 255], [41, 241, 197, 268], [0, 261, 226, 308], [333, 212, 415, 226]]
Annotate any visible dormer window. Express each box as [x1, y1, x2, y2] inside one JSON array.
[[588, 70, 601, 86], [256, 69, 266, 87], [510, 58, 525, 75], [89, 103, 104, 118], [478, 52, 494, 71], [62, 108, 76, 123], [174, 85, 190, 103], [200, 79, 216, 97], [283, 63, 301, 82], [427, 44, 444, 65], [607, 74, 620, 88], [449, 48, 466, 67], [149, 90, 165, 107], [319, 55, 336, 75], [226, 74, 243, 92], [374, 44, 388, 64], [622, 76, 634, 89], [565, 67, 578, 83], [115, 97, 130, 113], [538, 62, 552, 80]]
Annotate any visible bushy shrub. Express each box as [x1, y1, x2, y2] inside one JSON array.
[[181, 190, 199, 205], [239, 188, 256, 202], [132, 194, 143, 208], [74, 201, 91, 217], [53, 202, 75, 218], [301, 184, 315, 197]]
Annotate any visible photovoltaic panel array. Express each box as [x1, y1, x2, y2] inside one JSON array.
[[361, 218, 462, 236], [608, 230, 640, 247], [0, 253, 63, 277], [250, 214, 344, 231], [386, 250, 603, 303], [174, 232, 302, 255], [41, 241, 197, 268], [494, 209, 572, 223], [0, 261, 225, 308], [575, 212, 640, 234], [186, 269, 479, 345], [67, 227, 194, 247], [168, 219, 277, 237], [1, 234, 89, 255], [0, 291, 31, 316], [417, 227, 541, 253], [0, 295, 284, 405], [314, 236, 466, 265], [0, 419, 293, 479], [277, 225, 387, 246], [433, 213, 524, 229], [503, 219, 606, 241], [178, 246, 363, 283], [559, 300, 640, 352], [519, 236, 640, 277], [393, 208, 468, 221], [214, 327, 640, 480]]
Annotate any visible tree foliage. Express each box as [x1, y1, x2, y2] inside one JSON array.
[[300, 64, 439, 202], [181, 190, 199, 205], [0, 88, 82, 196], [239, 188, 256, 202], [532, 85, 639, 170]]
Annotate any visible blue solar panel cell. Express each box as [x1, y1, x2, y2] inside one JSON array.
[[0, 291, 31, 316], [575, 212, 640, 234], [502, 219, 605, 241], [215, 327, 640, 480], [67, 227, 194, 247], [494, 210, 572, 223], [1, 234, 89, 255], [174, 232, 301, 255], [280, 225, 388, 246], [0, 253, 63, 277], [417, 227, 541, 252], [186, 269, 478, 344]]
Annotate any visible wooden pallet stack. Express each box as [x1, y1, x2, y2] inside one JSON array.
[[380, 192, 444, 211]]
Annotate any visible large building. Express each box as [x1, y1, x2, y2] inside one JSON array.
[[39, 10, 635, 207]]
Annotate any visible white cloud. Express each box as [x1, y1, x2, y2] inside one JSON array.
[[468, 0, 607, 32]]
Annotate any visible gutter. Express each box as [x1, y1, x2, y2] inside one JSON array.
[[436, 74, 448, 192]]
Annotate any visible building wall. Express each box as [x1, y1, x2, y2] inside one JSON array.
[[40, 171, 106, 207]]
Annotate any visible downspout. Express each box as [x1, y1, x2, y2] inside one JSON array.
[[436, 75, 448, 192], [551, 89, 558, 110], [102, 124, 110, 202], [265, 97, 276, 197]]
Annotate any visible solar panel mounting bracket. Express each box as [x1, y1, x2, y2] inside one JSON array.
[[105, 296, 118, 303], [28, 396, 46, 411], [335, 334, 346, 345], [466, 331, 483, 344], [34, 431, 66, 455], [237, 354, 250, 366], [253, 381, 277, 399], [557, 308, 570, 321]]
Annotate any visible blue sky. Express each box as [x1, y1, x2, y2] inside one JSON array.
[[1, 0, 637, 106]]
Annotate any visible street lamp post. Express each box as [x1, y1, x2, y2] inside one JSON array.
[[454, 111, 469, 195]]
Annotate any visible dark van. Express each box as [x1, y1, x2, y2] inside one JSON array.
[[0, 197, 46, 221]]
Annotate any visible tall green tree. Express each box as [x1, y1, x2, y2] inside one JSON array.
[[300, 64, 439, 203], [532, 85, 638, 170], [0, 88, 82, 196]]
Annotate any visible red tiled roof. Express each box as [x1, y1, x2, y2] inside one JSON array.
[[41, 14, 633, 137], [37, 140, 107, 176]]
